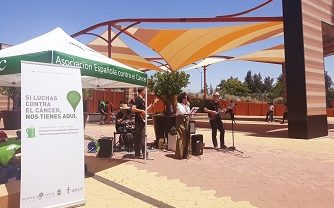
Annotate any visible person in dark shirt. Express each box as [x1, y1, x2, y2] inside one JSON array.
[[131, 88, 154, 159], [204, 92, 226, 150], [116, 104, 132, 149]]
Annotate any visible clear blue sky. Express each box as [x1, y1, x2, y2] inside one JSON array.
[[1, 0, 333, 92]]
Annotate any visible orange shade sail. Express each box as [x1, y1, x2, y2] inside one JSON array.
[[230, 44, 284, 64], [88, 30, 161, 71], [125, 21, 283, 70]]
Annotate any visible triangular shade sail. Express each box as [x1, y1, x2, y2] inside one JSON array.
[[183, 57, 228, 71], [125, 21, 283, 71], [230, 44, 284, 64], [0, 28, 147, 88], [88, 30, 160, 71]]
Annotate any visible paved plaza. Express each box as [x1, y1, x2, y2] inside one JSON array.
[[82, 118, 334, 208]]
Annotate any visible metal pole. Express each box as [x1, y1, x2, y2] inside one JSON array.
[[144, 87, 148, 163], [203, 65, 207, 99], [108, 24, 112, 58]]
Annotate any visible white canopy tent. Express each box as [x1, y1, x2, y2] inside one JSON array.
[[0, 27, 147, 88], [0, 28, 150, 161]]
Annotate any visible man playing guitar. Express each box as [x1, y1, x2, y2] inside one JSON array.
[[131, 88, 158, 159], [204, 92, 227, 150]]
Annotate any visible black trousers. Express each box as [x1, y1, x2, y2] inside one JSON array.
[[209, 118, 225, 148], [134, 121, 145, 156], [282, 112, 288, 122]]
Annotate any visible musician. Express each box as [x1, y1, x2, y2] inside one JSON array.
[[204, 92, 226, 150], [115, 104, 132, 148], [131, 88, 154, 160], [175, 92, 192, 159]]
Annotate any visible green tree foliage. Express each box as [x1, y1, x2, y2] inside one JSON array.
[[252, 73, 263, 93], [244, 71, 254, 92], [263, 76, 274, 93], [325, 71, 334, 107], [0, 87, 21, 110], [244, 71, 263, 93], [218, 77, 249, 97], [148, 71, 190, 114], [271, 74, 284, 99]]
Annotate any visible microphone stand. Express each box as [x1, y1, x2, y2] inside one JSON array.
[[226, 115, 243, 154], [221, 101, 243, 154]]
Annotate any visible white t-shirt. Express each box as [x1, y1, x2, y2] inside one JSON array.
[[176, 102, 191, 115], [270, 104, 274, 111]]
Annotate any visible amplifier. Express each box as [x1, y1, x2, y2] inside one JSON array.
[[97, 138, 113, 158], [191, 134, 203, 156]]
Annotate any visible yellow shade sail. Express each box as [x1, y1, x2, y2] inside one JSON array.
[[230, 44, 285, 64], [126, 21, 283, 71], [88, 30, 161, 71]]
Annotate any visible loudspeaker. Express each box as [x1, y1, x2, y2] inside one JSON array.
[[189, 120, 196, 134], [191, 134, 203, 156], [97, 138, 112, 158]]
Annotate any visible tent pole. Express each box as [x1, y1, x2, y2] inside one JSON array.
[[144, 87, 147, 163]]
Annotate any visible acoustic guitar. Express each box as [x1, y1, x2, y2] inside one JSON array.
[[138, 98, 159, 122]]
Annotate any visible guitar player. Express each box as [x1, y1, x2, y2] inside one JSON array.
[[131, 88, 156, 160], [204, 92, 227, 150]]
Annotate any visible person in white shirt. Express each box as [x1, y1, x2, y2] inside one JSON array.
[[175, 92, 191, 159], [266, 102, 275, 122]]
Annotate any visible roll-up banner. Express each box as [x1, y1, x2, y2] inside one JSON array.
[[20, 61, 85, 208]]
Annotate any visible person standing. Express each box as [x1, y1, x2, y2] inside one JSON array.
[[98, 100, 107, 125], [281, 103, 288, 124], [175, 92, 191, 159], [204, 92, 226, 150], [268, 102, 275, 122], [131, 88, 154, 160]]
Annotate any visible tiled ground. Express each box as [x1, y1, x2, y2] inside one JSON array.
[[82, 118, 334, 208]]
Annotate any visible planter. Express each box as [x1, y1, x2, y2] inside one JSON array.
[[152, 115, 176, 140], [2, 110, 21, 130]]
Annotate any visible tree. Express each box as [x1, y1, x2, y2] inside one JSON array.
[[325, 71, 334, 107], [0, 87, 21, 110], [271, 74, 284, 99], [325, 71, 333, 93], [252, 73, 263, 93], [148, 71, 190, 115], [244, 70, 254, 92], [216, 79, 226, 91], [263, 76, 274, 93], [244, 71, 263, 93], [219, 77, 249, 97]]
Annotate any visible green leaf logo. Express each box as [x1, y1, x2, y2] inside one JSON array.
[[67, 91, 81, 112]]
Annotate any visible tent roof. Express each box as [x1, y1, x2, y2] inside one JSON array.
[[124, 21, 283, 71], [88, 30, 161, 71], [0, 28, 147, 88]]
